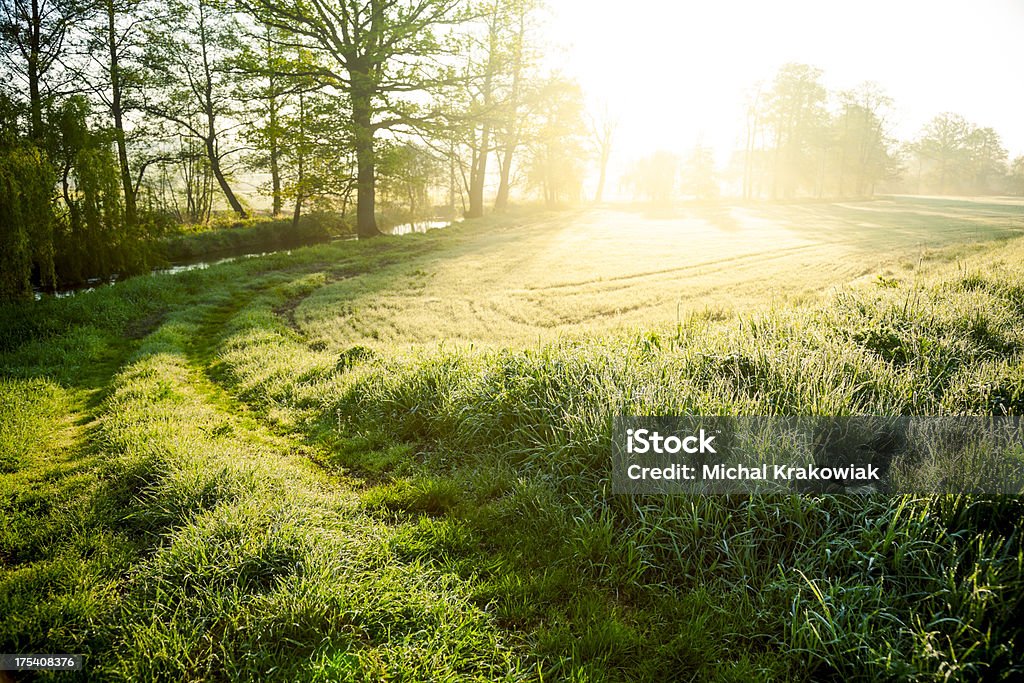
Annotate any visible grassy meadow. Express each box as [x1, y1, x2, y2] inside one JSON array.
[[3, 196, 1024, 681]]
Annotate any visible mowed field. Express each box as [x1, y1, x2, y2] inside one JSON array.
[[292, 196, 1024, 347], [3, 196, 1024, 681]]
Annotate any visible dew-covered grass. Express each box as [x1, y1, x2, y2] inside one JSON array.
[[3, 197, 1024, 681]]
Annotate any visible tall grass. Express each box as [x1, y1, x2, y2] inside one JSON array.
[[201, 242, 1024, 679], [2, 201, 1024, 680]]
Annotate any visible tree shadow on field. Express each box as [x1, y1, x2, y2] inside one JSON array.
[[689, 202, 742, 233], [767, 196, 1024, 253]]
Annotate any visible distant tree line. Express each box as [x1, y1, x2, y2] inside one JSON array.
[[902, 113, 1017, 196], [624, 63, 1023, 203], [0, 0, 590, 300], [741, 64, 901, 200]]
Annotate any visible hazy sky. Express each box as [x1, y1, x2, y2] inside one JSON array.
[[544, 0, 1024, 166]]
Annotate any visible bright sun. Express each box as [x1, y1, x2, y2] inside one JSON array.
[[543, 0, 1024, 180]]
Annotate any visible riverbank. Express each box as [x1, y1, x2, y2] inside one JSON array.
[[161, 212, 352, 263], [34, 213, 457, 299]]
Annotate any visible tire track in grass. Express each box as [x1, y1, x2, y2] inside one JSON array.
[[97, 286, 532, 681], [0, 380, 117, 659], [0, 319, 165, 671], [190, 278, 804, 681]]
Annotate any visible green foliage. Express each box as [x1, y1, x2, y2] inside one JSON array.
[[161, 213, 352, 262], [53, 98, 126, 280], [525, 77, 589, 206], [743, 65, 899, 200], [909, 113, 1010, 195], [0, 96, 164, 300], [764, 63, 828, 198], [0, 144, 56, 299], [377, 142, 444, 219]]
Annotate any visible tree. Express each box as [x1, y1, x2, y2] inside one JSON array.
[[834, 83, 895, 197], [240, 0, 467, 238], [916, 113, 970, 195], [462, 0, 500, 219], [234, 23, 304, 217], [491, 0, 537, 211], [909, 114, 1007, 195], [0, 137, 56, 299], [524, 76, 586, 206], [50, 96, 135, 280], [964, 126, 1007, 194], [439, 0, 538, 217], [280, 88, 357, 226], [741, 84, 764, 200], [763, 63, 828, 198], [378, 141, 442, 219], [1, 94, 156, 293], [623, 150, 678, 203], [141, 0, 248, 218], [1009, 156, 1024, 196], [0, 0, 83, 142], [589, 102, 615, 203], [681, 144, 717, 199], [162, 136, 215, 223], [78, 0, 150, 228]]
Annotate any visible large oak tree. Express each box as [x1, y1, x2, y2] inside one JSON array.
[[239, 0, 465, 238]]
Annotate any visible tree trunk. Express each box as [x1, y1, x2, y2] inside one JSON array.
[[351, 77, 380, 238], [494, 8, 525, 211], [269, 96, 282, 217], [292, 101, 303, 229], [292, 194, 302, 227], [197, 0, 245, 219], [467, 8, 500, 218], [594, 143, 609, 203], [27, 0, 43, 142], [467, 123, 489, 218], [206, 137, 247, 217], [27, 64, 43, 143], [107, 0, 137, 228], [265, 35, 283, 217], [494, 142, 515, 210], [448, 137, 457, 216]]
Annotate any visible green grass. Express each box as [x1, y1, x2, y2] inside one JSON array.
[[160, 212, 353, 264], [2, 197, 1024, 681]]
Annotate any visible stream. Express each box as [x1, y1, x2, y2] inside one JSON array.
[[34, 218, 452, 300]]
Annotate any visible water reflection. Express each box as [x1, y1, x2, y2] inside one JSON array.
[[33, 218, 453, 300], [386, 219, 452, 235], [34, 251, 287, 300]]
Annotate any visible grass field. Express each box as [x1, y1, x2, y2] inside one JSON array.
[[3, 196, 1024, 681]]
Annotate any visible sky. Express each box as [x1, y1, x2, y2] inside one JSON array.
[[542, 0, 1024, 168]]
